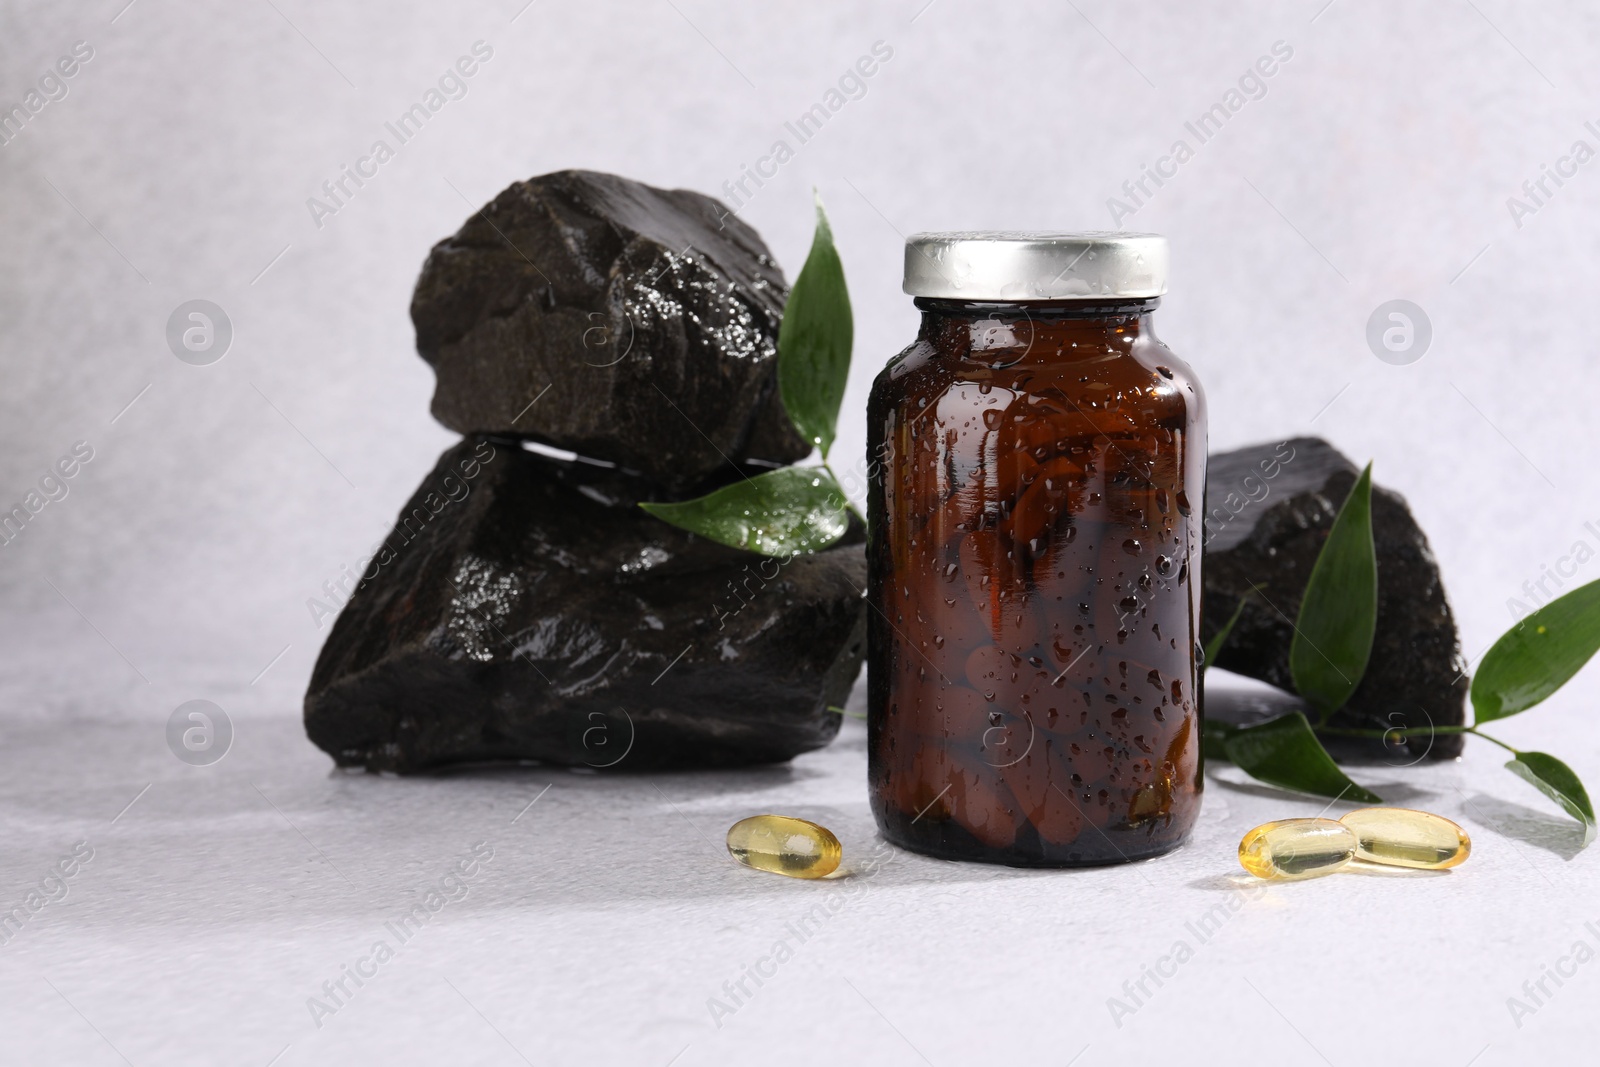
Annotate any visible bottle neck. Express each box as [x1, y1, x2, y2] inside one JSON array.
[[913, 297, 1160, 360]]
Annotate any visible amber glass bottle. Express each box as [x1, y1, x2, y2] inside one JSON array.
[[867, 233, 1205, 867]]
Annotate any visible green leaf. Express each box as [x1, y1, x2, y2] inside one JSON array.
[[1221, 711, 1383, 804], [1202, 597, 1247, 674], [1201, 719, 1237, 762], [1290, 462, 1377, 716], [1506, 751, 1597, 843], [777, 192, 853, 458], [1471, 576, 1600, 722], [640, 467, 849, 555]]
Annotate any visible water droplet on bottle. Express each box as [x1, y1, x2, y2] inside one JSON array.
[[1122, 538, 1141, 555], [1156, 366, 1174, 379]]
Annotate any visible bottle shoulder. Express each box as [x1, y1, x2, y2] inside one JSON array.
[[1130, 334, 1206, 419], [871, 334, 1204, 427], [868, 339, 940, 415]]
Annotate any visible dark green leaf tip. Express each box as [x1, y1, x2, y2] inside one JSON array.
[[1506, 751, 1596, 843], [1472, 575, 1600, 723], [1290, 461, 1377, 716], [1222, 711, 1382, 804], [777, 192, 853, 459], [639, 467, 849, 556]]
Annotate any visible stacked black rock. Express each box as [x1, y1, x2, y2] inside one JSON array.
[[1201, 437, 1468, 761], [305, 171, 866, 773], [411, 169, 810, 490]]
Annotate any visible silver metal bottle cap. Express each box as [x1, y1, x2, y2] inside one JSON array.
[[902, 231, 1168, 301]]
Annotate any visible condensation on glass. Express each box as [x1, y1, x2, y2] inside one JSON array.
[[866, 232, 1206, 866]]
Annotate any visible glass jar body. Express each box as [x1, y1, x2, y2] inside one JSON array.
[[866, 299, 1206, 866]]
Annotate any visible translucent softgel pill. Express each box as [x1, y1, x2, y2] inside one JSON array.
[[726, 815, 842, 879], [1339, 807, 1471, 869], [1238, 818, 1357, 880]]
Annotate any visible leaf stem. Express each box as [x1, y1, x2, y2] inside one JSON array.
[[823, 459, 867, 525], [1314, 723, 1520, 753], [1316, 724, 1471, 737], [1201, 597, 1247, 674], [1468, 729, 1519, 755]]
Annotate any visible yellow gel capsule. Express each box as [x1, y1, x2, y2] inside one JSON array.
[[1238, 818, 1357, 880], [727, 815, 842, 879], [1339, 807, 1471, 869]]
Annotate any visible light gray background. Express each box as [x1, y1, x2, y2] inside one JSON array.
[[1, 2, 1596, 1065]]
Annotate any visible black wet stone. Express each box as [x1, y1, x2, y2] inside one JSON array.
[[1201, 437, 1467, 761], [411, 169, 810, 494], [303, 437, 866, 773]]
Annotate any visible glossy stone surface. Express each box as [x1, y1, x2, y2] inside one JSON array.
[[303, 437, 866, 773], [1201, 437, 1468, 760], [411, 169, 810, 494]]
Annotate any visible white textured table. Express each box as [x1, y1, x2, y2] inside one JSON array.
[[4, 1, 1600, 1062], [1, 672, 1593, 1067]]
